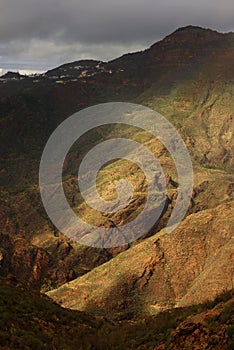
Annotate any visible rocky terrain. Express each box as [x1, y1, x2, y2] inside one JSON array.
[[48, 201, 234, 319], [0, 26, 233, 348]]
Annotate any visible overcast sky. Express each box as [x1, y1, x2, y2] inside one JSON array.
[[0, 0, 233, 75]]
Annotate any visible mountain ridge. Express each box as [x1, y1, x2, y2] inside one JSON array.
[[1, 25, 233, 80]]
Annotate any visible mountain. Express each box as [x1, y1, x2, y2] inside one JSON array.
[[1, 26, 233, 171], [0, 26, 233, 348]]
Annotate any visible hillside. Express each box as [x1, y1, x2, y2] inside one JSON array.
[[48, 201, 234, 319], [0, 277, 233, 349]]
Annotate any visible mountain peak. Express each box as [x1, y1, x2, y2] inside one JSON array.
[[161, 25, 224, 45], [175, 25, 211, 32]]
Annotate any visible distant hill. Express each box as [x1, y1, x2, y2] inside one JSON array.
[[0, 71, 26, 79]]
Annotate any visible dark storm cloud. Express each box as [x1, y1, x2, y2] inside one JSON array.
[[0, 0, 234, 72]]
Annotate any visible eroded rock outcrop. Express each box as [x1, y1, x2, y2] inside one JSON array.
[[48, 201, 234, 320]]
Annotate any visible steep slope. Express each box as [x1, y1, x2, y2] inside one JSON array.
[[0, 204, 112, 291], [137, 79, 234, 171], [48, 201, 234, 320]]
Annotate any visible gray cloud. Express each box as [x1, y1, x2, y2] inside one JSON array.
[[0, 0, 234, 72]]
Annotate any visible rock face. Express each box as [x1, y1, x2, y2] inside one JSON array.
[[155, 294, 234, 350], [48, 201, 234, 320], [0, 206, 74, 290], [0, 206, 112, 291]]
